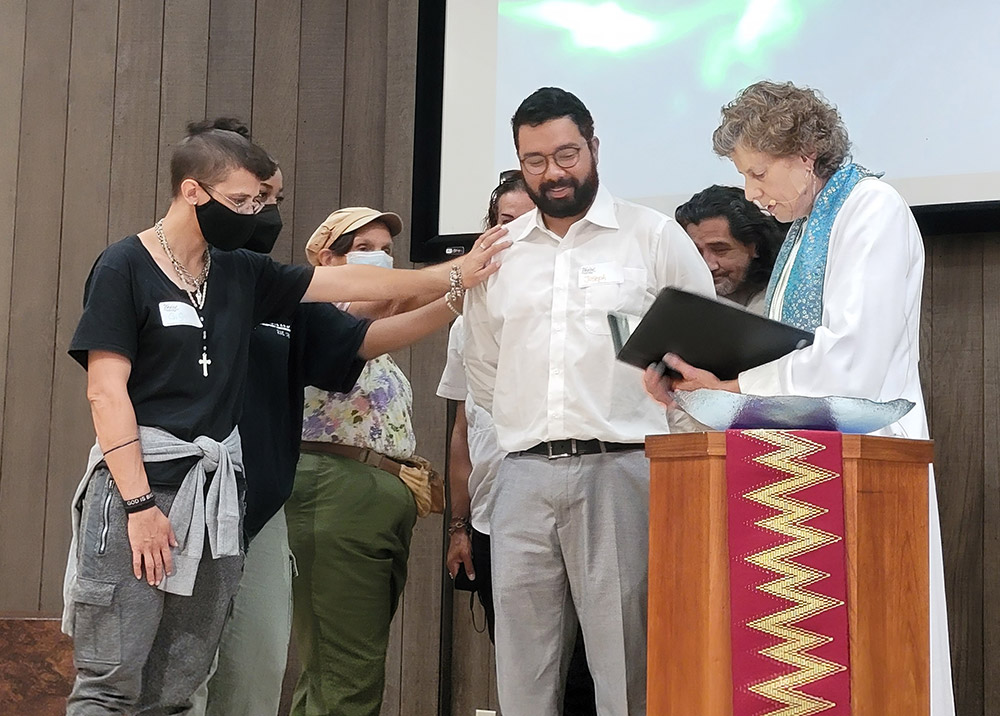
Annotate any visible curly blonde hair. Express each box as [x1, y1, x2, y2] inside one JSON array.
[[712, 81, 851, 180]]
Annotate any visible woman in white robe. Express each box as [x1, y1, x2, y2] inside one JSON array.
[[644, 80, 955, 716]]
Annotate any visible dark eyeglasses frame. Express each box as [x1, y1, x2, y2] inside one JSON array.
[[517, 144, 587, 176]]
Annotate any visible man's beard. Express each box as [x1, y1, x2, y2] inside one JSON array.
[[526, 163, 599, 219], [714, 274, 740, 297], [714, 264, 752, 298]]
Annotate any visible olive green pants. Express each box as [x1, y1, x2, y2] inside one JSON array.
[[285, 451, 417, 716]]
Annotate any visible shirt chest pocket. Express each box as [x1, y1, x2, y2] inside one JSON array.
[[582, 267, 648, 335]]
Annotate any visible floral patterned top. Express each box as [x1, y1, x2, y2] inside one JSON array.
[[301, 354, 416, 460]]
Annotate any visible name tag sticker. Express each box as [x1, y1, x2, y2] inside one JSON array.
[[578, 262, 623, 288], [159, 301, 203, 328]]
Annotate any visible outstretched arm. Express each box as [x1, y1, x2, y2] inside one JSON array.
[[346, 254, 470, 320], [302, 226, 508, 305], [358, 297, 458, 359]]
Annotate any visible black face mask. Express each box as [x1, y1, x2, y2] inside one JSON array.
[[243, 204, 283, 254], [195, 198, 258, 251]]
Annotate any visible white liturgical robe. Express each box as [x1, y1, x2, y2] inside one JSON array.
[[739, 177, 955, 716]]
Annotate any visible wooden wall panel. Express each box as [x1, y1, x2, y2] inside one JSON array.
[[106, 2, 163, 242], [450, 596, 495, 714], [384, 0, 420, 238], [984, 240, 1000, 711], [39, 0, 121, 614], [251, 0, 301, 266], [931, 236, 984, 716], [0, 0, 73, 610], [0, 0, 27, 458], [920, 245, 933, 432], [206, 0, 256, 122], [340, 0, 388, 208], [156, 0, 211, 218], [293, 0, 348, 264]]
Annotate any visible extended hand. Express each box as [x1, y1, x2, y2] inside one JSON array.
[[446, 530, 475, 581], [662, 353, 740, 394], [127, 507, 177, 586], [643, 360, 677, 408], [459, 225, 510, 289]]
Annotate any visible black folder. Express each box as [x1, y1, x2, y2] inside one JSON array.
[[608, 287, 814, 380]]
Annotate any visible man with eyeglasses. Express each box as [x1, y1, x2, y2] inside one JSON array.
[[463, 87, 715, 716]]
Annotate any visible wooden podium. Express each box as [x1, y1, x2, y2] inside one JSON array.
[[646, 432, 931, 715]]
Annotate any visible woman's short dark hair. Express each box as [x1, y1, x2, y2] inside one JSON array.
[[484, 171, 528, 229], [327, 230, 356, 257], [187, 117, 250, 139], [170, 119, 277, 196], [511, 87, 594, 150], [675, 185, 786, 291]]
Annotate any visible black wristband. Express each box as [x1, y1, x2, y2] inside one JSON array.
[[103, 437, 139, 458], [123, 491, 156, 514]]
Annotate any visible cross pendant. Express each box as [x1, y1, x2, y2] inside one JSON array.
[[199, 351, 212, 377]]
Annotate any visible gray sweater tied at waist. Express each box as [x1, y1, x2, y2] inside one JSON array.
[[62, 425, 243, 635]]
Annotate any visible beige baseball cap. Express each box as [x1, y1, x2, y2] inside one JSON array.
[[305, 206, 404, 266]]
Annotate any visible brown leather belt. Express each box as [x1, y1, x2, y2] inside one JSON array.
[[299, 441, 404, 478]]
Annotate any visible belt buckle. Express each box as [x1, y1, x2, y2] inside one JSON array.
[[359, 448, 379, 467], [546, 439, 576, 460]]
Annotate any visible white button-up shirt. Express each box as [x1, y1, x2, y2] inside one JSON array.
[[463, 186, 715, 453], [436, 317, 506, 534]]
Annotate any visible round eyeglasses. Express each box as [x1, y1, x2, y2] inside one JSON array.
[[518, 146, 583, 176], [198, 182, 265, 215]]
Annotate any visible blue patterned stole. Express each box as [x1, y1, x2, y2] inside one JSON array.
[[763, 163, 880, 331]]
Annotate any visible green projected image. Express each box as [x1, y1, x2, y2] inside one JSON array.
[[499, 0, 821, 86]]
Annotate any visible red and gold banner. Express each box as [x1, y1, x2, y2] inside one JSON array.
[[726, 430, 852, 716]]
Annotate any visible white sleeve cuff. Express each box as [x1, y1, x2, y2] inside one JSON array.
[[737, 359, 783, 396]]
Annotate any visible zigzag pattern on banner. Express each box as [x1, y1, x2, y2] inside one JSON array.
[[742, 429, 847, 716]]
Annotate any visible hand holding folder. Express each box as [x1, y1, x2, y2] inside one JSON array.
[[608, 287, 814, 381]]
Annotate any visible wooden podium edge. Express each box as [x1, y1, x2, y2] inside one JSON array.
[[646, 432, 933, 463]]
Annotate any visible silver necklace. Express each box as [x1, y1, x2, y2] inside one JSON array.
[[155, 219, 213, 377], [155, 219, 211, 310]]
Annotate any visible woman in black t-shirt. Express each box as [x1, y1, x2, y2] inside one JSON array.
[[64, 125, 507, 714]]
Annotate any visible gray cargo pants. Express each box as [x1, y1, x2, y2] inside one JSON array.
[[65, 467, 244, 716]]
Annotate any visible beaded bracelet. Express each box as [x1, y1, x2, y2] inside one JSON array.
[[445, 265, 466, 316], [445, 292, 462, 317], [448, 265, 465, 295], [123, 491, 157, 514]]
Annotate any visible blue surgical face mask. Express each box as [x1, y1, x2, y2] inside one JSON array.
[[346, 250, 393, 270]]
